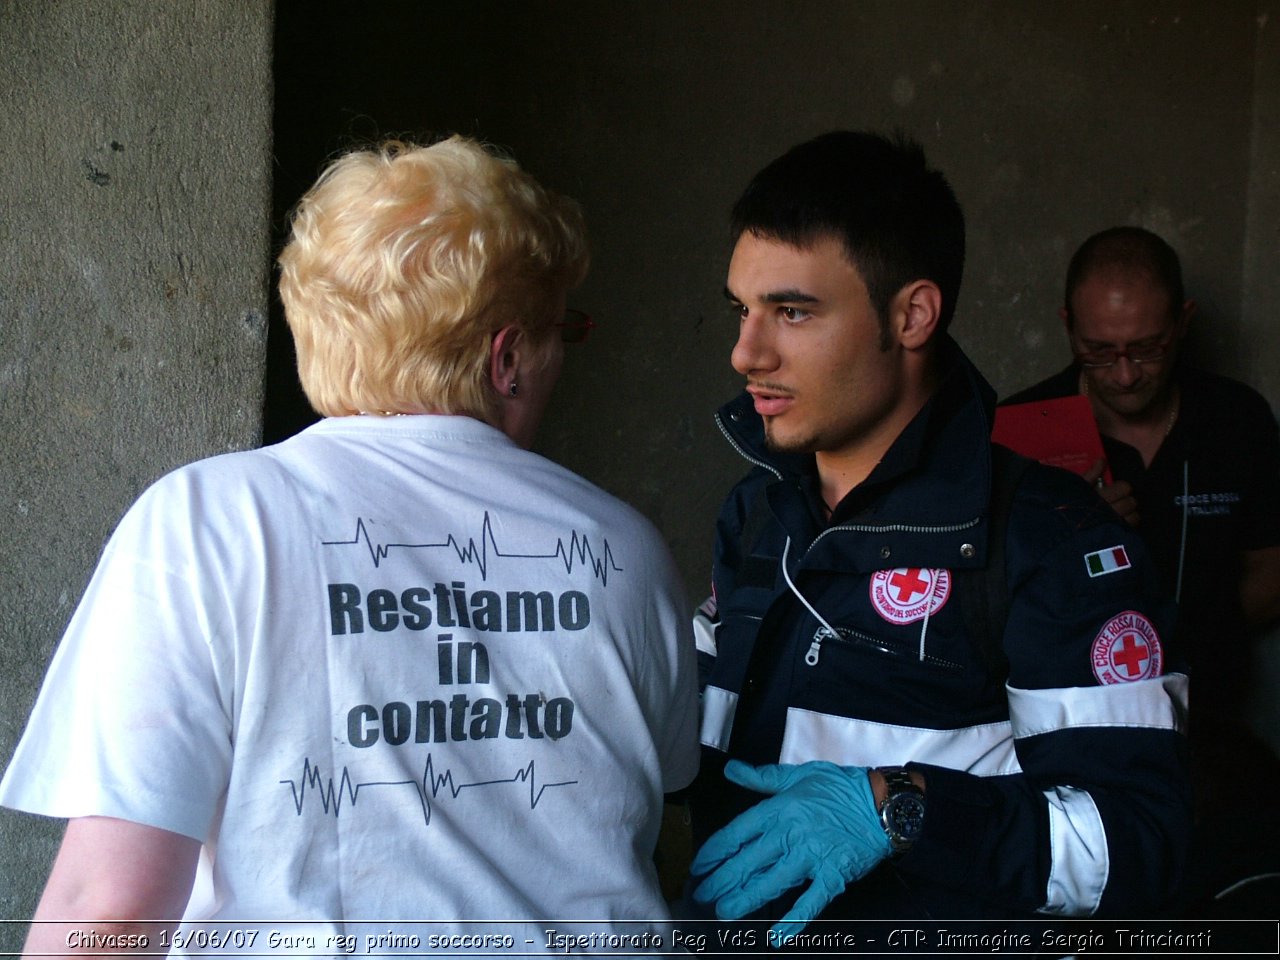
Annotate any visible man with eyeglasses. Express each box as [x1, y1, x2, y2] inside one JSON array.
[[1004, 226, 1280, 913]]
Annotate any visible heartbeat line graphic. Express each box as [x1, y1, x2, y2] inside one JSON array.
[[280, 755, 578, 828], [321, 511, 624, 583]]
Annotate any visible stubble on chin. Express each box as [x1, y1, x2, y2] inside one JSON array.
[[762, 419, 818, 456]]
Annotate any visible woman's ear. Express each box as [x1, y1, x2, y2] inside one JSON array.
[[489, 325, 523, 397]]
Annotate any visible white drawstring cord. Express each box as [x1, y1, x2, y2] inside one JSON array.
[[780, 537, 839, 664], [783, 535, 933, 663]]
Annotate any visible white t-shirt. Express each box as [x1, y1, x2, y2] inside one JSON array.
[[1, 415, 698, 935]]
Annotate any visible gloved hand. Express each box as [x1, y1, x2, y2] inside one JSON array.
[[690, 760, 891, 942]]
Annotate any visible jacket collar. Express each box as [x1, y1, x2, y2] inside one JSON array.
[[715, 336, 999, 570]]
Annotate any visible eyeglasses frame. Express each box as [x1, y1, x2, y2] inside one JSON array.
[[1070, 330, 1179, 369]]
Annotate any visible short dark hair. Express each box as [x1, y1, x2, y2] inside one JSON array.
[[1063, 227, 1184, 327], [730, 131, 966, 334]]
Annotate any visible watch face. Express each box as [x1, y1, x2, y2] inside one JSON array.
[[886, 792, 926, 842]]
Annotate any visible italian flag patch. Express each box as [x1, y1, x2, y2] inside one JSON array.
[[1085, 545, 1131, 578]]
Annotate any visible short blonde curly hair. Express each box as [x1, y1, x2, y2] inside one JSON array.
[[278, 136, 588, 421]]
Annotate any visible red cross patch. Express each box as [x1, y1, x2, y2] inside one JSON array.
[[1091, 611, 1163, 684], [870, 567, 952, 624]]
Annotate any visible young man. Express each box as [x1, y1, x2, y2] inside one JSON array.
[[688, 133, 1190, 934], [1004, 226, 1280, 910]]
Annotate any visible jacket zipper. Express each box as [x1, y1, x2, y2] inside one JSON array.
[[805, 624, 888, 666], [806, 624, 963, 670], [809, 514, 981, 549], [720, 407, 978, 671], [717, 411, 981, 546], [715, 411, 784, 481]]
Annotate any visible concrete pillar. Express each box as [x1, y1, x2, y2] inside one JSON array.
[[0, 0, 272, 933]]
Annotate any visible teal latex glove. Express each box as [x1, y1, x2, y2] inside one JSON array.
[[691, 760, 892, 942]]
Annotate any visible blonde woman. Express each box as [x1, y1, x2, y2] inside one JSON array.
[[4, 137, 697, 952]]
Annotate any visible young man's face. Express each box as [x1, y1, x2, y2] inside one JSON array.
[[1068, 269, 1187, 420], [726, 232, 911, 463]]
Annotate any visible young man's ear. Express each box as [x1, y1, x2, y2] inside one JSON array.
[[894, 280, 942, 351]]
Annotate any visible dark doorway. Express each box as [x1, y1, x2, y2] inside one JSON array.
[[264, 1, 506, 442]]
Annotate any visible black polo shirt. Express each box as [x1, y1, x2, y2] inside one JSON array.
[[1003, 364, 1280, 719]]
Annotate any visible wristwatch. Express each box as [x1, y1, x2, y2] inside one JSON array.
[[875, 767, 926, 855]]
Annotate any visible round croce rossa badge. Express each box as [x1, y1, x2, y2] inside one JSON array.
[[1091, 610, 1163, 684], [869, 567, 951, 624]]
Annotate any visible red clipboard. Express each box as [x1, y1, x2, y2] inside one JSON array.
[[992, 395, 1112, 484]]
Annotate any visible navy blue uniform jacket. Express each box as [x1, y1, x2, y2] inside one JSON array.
[[690, 340, 1191, 919]]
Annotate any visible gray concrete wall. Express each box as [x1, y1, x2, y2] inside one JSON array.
[[2, 0, 1278, 932], [528, 0, 1276, 563], [0, 0, 273, 937], [272, 0, 1280, 599]]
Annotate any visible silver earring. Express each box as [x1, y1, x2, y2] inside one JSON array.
[[509, 380, 518, 397]]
